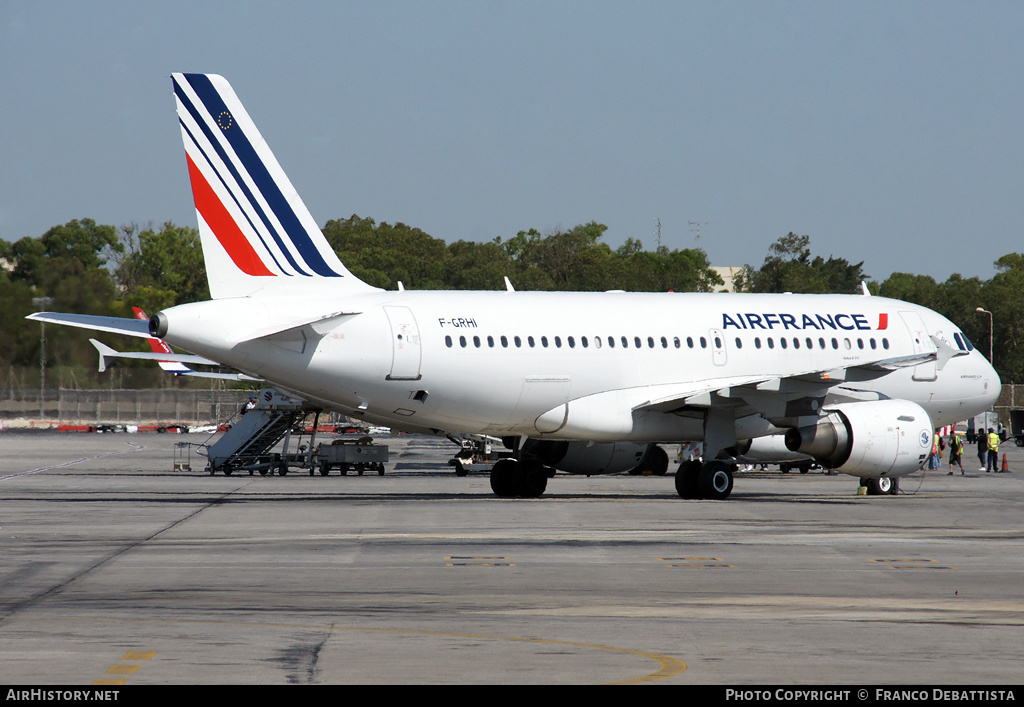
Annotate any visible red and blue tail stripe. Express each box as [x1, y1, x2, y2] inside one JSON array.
[[172, 73, 368, 297]]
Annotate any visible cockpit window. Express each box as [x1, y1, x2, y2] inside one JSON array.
[[954, 332, 975, 352]]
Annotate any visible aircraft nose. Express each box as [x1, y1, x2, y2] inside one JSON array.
[[981, 354, 1001, 407]]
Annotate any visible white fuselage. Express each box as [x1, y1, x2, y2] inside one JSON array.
[[158, 290, 1000, 443]]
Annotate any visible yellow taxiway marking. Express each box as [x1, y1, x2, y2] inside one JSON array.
[[47, 616, 685, 685], [91, 650, 157, 685]]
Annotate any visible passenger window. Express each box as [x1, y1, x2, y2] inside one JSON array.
[[673, 336, 681, 349], [687, 337, 694, 348], [792, 338, 799, 349], [528, 336, 535, 348], [735, 337, 742, 349], [445, 335, 453, 348], [767, 338, 775, 349], [541, 336, 549, 348], [487, 335, 494, 347], [473, 336, 481, 348], [831, 338, 839, 349], [554, 336, 561, 348], [500, 335, 508, 348], [634, 336, 642, 348], [700, 337, 708, 349], [622, 336, 629, 348], [568, 336, 576, 348], [754, 337, 762, 349], [460, 336, 467, 348], [781, 338, 788, 349], [514, 336, 522, 348], [882, 338, 890, 350]]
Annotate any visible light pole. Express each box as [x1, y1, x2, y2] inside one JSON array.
[[975, 307, 993, 366], [32, 297, 54, 420]]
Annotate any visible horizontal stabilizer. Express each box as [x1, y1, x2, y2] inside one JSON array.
[[88, 339, 260, 381], [89, 339, 218, 371], [27, 312, 152, 338]]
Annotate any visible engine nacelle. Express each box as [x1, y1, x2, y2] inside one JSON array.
[[521, 440, 654, 475], [784, 400, 933, 479], [724, 436, 812, 463]]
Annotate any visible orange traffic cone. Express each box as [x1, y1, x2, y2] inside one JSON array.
[[1002, 454, 1009, 473]]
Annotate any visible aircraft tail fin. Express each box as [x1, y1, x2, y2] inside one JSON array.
[[171, 73, 377, 299]]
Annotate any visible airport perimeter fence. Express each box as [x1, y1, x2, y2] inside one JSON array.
[[1, 383, 1023, 429], [0, 388, 254, 427]]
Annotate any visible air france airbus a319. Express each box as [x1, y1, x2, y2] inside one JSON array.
[[30, 73, 1000, 499]]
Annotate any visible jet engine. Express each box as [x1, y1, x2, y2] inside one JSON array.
[[520, 440, 657, 475], [784, 399, 932, 478]]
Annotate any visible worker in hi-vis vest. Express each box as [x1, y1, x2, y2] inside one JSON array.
[[987, 428, 1000, 473]]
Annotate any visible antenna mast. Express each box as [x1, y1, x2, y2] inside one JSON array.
[[689, 221, 712, 246]]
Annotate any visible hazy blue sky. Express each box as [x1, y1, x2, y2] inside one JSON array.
[[2, 1, 1021, 283]]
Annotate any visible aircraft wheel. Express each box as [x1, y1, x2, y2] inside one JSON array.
[[518, 461, 548, 498], [647, 445, 669, 475], [675, 460, 702, 499], [454, 460, 469, 477], [698, 461, 734, 500], [319, 462, 330, 476], [865, 477, 895, 495], [490, 459, 520, 497]]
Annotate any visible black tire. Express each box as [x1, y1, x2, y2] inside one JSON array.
[[518, 462, 548, 498], [490, 459, 519, 497], [698, 461, 734, 500], [454, 460, 469, 477], [640, 445, 669, 476], [675, 460, 702, 499], [865, 477, 894, 495]]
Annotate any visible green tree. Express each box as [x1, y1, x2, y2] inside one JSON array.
[[323, 215, 449, 289], [115, 222, 209, 310], [737, 233, 868, 294]]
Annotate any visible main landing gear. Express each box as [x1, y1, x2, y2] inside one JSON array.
[[861, 476, 900, 495], [675, 460, 735, 500], [489, 458, 549, 498]]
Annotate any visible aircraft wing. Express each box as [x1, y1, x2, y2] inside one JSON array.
[[26, 312, 153, 339], [634, 351, 942, 420]]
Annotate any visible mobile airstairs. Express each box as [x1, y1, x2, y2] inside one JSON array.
[[205, 388, 317, 475]]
